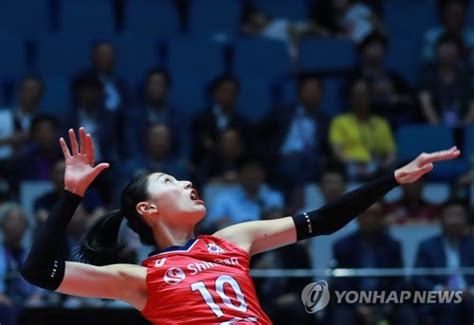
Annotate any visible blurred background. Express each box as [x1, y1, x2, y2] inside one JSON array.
[[0, 0, 473, 324]]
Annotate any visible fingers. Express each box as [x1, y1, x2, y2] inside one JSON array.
[[85, 133, 95, 165], [418, 162, 434, 174], [68, 129, 79, 155], [59, 137, 71, 159], [79, 127, 87, 154], [418, 146, 461, 164], [91, 163, 110, 179]]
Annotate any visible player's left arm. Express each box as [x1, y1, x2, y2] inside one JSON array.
[[214, 147, 460, 255]]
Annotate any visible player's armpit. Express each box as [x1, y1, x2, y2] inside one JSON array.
[[57, 262, 148, 310], [213, 217, 297, 256]]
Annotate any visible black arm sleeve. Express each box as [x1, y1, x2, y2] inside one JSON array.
[[292, 173, 398, 241], [20, 190, 82, 290]]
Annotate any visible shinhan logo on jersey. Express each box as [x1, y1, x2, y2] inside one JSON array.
[[163, 267, 186, 285], [206, 242, 225, 254]]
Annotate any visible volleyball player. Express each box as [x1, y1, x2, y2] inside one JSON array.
[[21, 128, 460, 324]]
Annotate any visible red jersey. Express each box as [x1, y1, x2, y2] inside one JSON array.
[[140, 235, 272, 324]]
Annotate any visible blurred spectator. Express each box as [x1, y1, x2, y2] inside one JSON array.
[[386, 180, 441, 224], [191, 75, 253, 165], [253, 209, 314, 325], [0, 205, 44, 324], [419, 34, 474, 126], [354, 32, 419, 127], [83, 42, 128, 113], [319, 164, 348, 203], [33, 160, 105, 226], [329, 78, 396, 180], [260, 75, 329, 190], [240, 5, 324, 56], [422, 0, 474, 65], [204, 160, 284, 232], [120, 123, 190, 186], [195, 128, 246, 187], [124, 69, 188, 160], [7, 115, 62, 188], [331, 202, 416, 325], [413, 199, 474, 324], [311, 0, 383, 43], [0, 76, 44, 161], [67, 74, 120, 163]]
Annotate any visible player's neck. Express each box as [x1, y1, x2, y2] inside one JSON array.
[[152, 221, 195, 250]]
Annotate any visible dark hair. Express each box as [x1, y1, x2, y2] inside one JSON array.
[[146, 68, 172, 88], [210, 74, 240, 93], [438, 0, 467, 12], [19, 74, 44, 90], [297, 73, 321, 94], [80, 173, 155, 265], [435, 33, 464, 51], [72, 73, 102, 94], [29, 114, 59, 134], [319, 163, 348, 183], [357, 32, 388, 53]]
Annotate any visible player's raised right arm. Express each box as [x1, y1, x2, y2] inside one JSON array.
[[20, 128, 146, 308]]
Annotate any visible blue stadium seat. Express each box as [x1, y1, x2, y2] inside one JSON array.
[[124, 0, 180, 38], [167, 38, 225, 80], [36, 35, 91, 77], [251, 0, 308, 20], [59, 0, 115, 36], [169, 78, 207, 117], [39, 76, 71, 119], [464, 125, 474, 158], [0, 34, 27, 79], [109, 35, 159, 87], [189, 0, 241, 36], [385, 33, 421, 86], [237, 78, 272, 122], [233, 38, 290, 79], [299, 38, 356, 71], [0, 0, 50, 34], [383, 2, 437, 36], [396, 125, 466, 180]]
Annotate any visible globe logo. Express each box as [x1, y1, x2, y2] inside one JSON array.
[[301, 281, 330, 313], [163, 267, 186, 285]]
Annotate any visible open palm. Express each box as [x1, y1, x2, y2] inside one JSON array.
[[394, 146, 461, 184], [60, 128, 109, 197]]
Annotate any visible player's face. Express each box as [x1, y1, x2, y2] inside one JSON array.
[[146, 173, 206, 227]]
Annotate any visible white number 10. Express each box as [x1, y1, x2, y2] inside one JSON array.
[[191, 275, 248, 318]]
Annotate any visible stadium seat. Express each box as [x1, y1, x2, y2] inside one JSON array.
[[464, 124, 474, 158], [396, 125, 466, 180], [233, 38, 290, 80], [237, 78, 272, 122], [167, 38, 225, 81], [299, 38, 356, 72], [0, 0, 50, 34], [39, 76, 71, 121], [59, 0, 115, 36], [251, 0, 308, 20], [385, 33, 421, 86], [189, 0, 241, 36], [124, 0, 180, 38], [109, 35, 159, 87], [383, 2, 437, 36], [0, 34, 27, 79], [36, 35, 91, 77], [169, 78, 207, 117]]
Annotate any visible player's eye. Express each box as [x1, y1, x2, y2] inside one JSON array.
[[164, 178, 172, 183]]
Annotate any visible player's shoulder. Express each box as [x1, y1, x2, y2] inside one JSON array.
[[198, 234, 249, 257]]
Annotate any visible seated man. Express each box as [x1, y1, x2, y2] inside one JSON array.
[[413, 199, 474, 325], [386, 179, 440, 224], [331, 202, 416, 325], [329, 79, 396, 181], [204, 160, 284, 232]]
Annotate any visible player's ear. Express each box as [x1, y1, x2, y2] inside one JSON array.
[[137, 202, 158, 216]]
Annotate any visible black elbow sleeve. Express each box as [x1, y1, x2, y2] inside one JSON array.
[[20, 257, 65, 291]]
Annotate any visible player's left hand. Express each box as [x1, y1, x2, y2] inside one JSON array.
[[394, 146, 461, 184]]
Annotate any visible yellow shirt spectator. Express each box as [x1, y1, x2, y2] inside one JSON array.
[[329, 113, 396, 163]]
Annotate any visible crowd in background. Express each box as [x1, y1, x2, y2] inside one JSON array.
[[0, 0, 473, 324]]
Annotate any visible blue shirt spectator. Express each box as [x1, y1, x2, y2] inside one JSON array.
[[205, 161, 284, 231]]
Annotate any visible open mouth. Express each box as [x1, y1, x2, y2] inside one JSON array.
[[190, 189, 202, 203]]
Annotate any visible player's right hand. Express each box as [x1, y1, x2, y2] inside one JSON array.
[[60, 127, 109, 197]]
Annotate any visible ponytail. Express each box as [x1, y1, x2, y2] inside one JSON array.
[[80, 210, 125, 266]]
